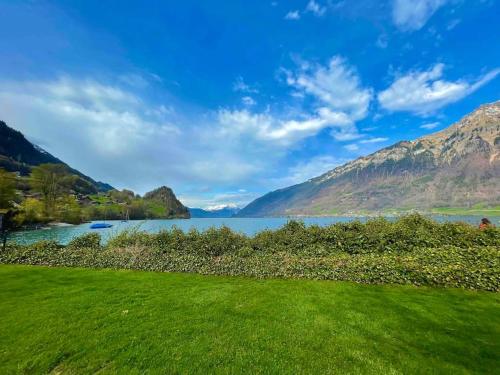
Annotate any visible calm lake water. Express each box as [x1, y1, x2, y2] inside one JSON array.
[[8, 215, 500, 245]]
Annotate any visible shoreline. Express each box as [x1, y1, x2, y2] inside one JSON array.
[[244, 211, 500, 219], [9, 212, 500, 236]]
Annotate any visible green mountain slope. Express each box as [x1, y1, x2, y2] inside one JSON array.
[[0, 120, 113, 193], [238, 102, 500, 217]]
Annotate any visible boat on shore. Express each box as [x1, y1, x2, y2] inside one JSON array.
[[90, 223, 113, 229]]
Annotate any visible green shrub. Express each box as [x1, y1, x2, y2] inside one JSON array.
[[192, 226, 248, 256], [27, 240, 61, 253], [236, 246, 255, 258], [67, 233, 101, 250], [106, 226, 151, 249], [141, 226, 188, 254]]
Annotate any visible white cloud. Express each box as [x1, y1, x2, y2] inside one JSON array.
[[342, 137, 389, 153], [447, 18, 461, 30], [242, 96, 256, 106], [0, 78, 185, 186], [378, 64, 500, 115], [344, 143, 359, 151], [284, 10, 301, 20], [218, 109, 331, 146], [0, 58, 374, 208], [286, 56, 373, 121], [232, 76, 259, 93], [270, 155, 347, 188], [376, 34, 388, 49], [392, 0, 450, 31], [260, 56, 375, 143], [118, 73, 150, 88], [306, 0, 327, 16], [0, 76, 282, 199], [285, 1, 332, 20], [118, 72, 162, 88], [359, 137, 389, 144], [420, 121, 440, 129], [217, 104, 360, 146]]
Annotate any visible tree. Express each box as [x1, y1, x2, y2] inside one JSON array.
[[109, 189, 135, 204], [15, 198, 45, 225], [0, 209, 16, 251], [56, 195, 82, 224], [0, 168, 16, 209], [70, 175, 98, 195], [129, 199, 148, 219], [29, 164, 72, 217]]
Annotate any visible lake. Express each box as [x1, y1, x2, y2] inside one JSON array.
[[7, 215, 500, 245]]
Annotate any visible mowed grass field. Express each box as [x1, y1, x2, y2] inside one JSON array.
[[0, 265, 498, 374]]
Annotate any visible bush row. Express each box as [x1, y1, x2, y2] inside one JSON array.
[[1, 243, 498, 291], [1, 214, 499, 291], [71, 214, 499, 256]]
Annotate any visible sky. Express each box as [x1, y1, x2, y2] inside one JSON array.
[[0, 0, 499, 209]]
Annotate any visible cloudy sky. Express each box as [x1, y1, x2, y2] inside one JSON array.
[[0, 0, 499, 208]]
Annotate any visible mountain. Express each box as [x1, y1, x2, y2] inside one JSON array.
[[0, 120, 113, 193], [189, 205, 240, 218], [237, 102, 500, 217], [144, 186, 190, 219]]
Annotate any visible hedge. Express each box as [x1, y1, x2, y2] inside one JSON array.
[[1, 214, 499, 291]]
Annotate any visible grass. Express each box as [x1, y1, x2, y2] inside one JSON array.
[[1, 265, 499, 374], [88, 194, 112, 204], [431, 206, 500, 216], [144, 200, 167, 217]]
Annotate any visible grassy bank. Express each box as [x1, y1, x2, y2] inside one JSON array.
[[1, 265, 499, 374], [431, 206, 500, 217]]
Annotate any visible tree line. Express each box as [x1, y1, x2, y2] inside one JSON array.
[[0, 163, 182, 229], [1, 164, 88, 226]]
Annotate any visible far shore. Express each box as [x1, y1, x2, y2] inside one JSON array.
[[261, 209, 500, 219]]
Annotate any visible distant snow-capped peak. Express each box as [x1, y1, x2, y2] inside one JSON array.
[[205, 204, 240, 211]]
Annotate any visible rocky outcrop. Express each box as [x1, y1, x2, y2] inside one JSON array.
[[144, 186, 190, 218]]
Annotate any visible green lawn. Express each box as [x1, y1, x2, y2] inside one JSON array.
[[1, 265, 498, 374], [431, 206, 500, 217]]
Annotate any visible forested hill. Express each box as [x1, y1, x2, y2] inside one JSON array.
[[0, 121, 190, 224]]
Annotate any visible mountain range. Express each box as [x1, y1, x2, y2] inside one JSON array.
[[3, 101, 499, 219], [189, 206, 240, 218], [237, 102, 500, 217]]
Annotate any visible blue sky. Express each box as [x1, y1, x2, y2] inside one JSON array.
[[0, 0, 499, 208]]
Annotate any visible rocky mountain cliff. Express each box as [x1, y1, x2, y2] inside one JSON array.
[[0, 120, 113, 192], [144, 186, 190, 218], [237, 102, 500, 217]]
